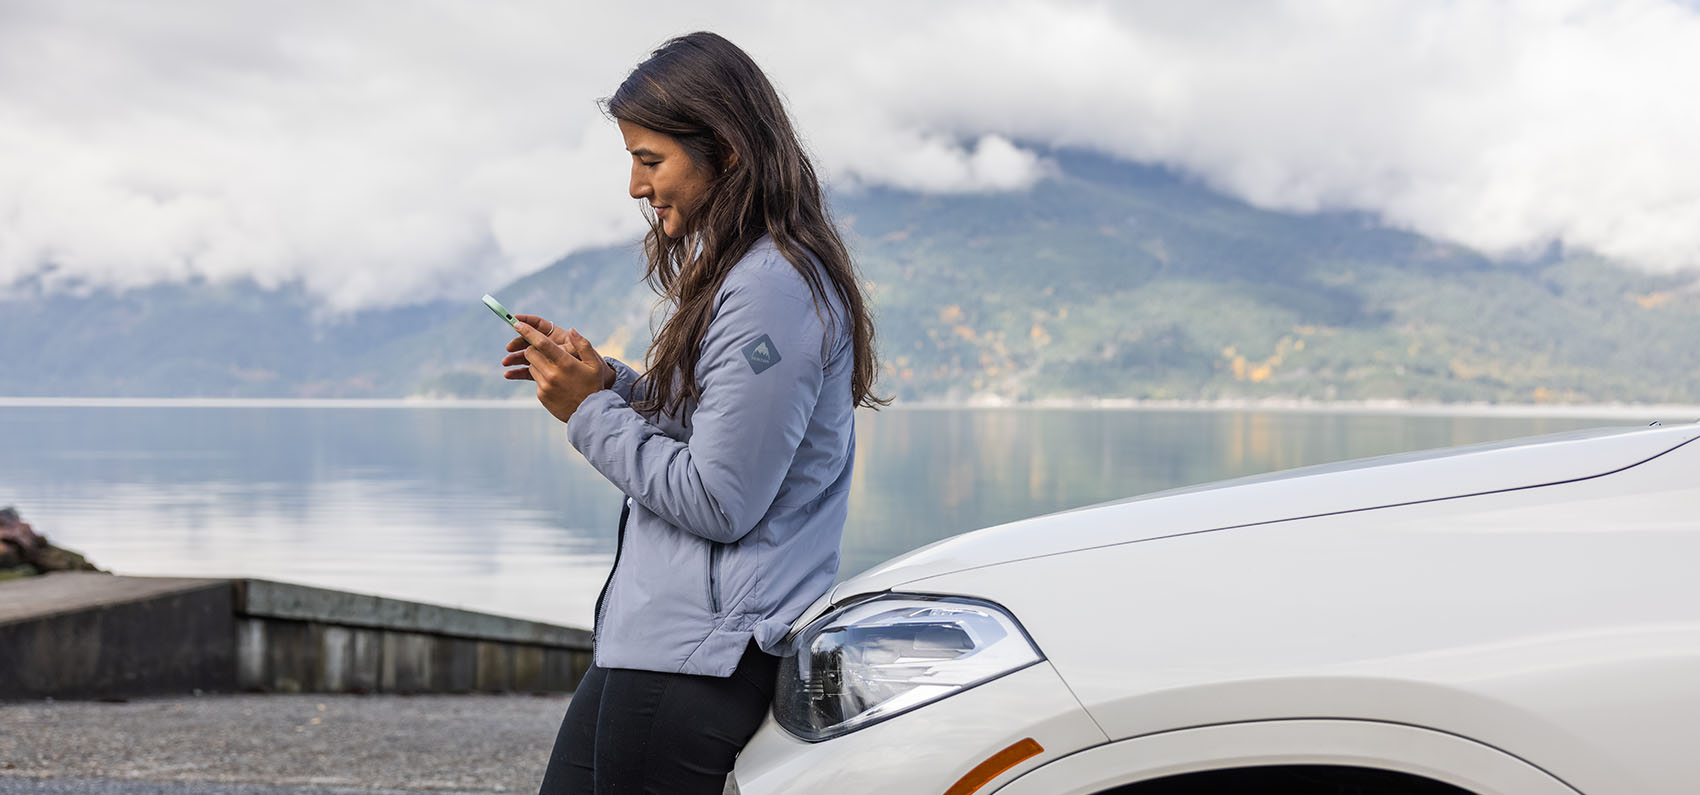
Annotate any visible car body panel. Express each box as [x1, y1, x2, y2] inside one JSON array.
[[745, 424, 1700, 793], [829, 425, 1700, 605], [992, 719, 1580, 795], [731, 662, 1109, 795], [895, 434, 1700, 794]]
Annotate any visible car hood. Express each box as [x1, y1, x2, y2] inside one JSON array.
[[829, 423, 1700, 604]]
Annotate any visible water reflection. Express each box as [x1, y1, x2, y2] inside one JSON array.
[[0, 404, 1633, 627]]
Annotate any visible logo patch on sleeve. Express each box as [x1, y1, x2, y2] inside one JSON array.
[[741, 334, 782, 374]]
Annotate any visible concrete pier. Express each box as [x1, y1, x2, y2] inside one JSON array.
[[0, 573, 592, 700]]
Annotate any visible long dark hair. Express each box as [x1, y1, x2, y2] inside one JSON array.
[[605, 32, 886, 415]]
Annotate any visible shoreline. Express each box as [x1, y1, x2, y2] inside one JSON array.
[[912, 396, 1700, 419], [0, 395, 1695, 420]]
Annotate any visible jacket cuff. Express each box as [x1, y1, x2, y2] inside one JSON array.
[[603, 356, 640, 402], [566, 388, 626, 454]]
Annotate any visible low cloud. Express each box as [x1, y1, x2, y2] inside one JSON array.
[[2, 0, 1698, 309]]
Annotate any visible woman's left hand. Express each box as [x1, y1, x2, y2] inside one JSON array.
[[505, 321, 609, 424]]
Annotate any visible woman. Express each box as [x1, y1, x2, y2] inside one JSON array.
[[501, 32, 884, 794]]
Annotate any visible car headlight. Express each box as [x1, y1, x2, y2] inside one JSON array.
[[773, 594, 1044, 741]]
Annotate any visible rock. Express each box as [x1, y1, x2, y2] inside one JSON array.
[[31, 545, 99, 572], [0, 539, 24, 568], [0, 506, 42, 548], [0, 506, 105, 576]]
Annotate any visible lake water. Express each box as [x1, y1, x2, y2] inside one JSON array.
[[0, 402, 1651, 627]]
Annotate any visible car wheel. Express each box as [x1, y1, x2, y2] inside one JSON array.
[[1099, 764, 1476, 794]]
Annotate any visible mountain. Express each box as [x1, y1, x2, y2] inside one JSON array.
[[0, 278, 459, 398], [838, 152, 1700, 403], [5, 149, 1700, 403]]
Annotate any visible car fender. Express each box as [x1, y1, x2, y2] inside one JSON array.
[[991, 719, 1580, 795]]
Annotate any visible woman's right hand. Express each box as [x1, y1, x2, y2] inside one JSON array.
[[504, 314, 569, 356], [503, 313, 575, 376]]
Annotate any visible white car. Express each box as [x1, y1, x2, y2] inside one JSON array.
[[730, 423, 1700, 795]]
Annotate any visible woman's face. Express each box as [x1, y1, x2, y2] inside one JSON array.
[[619, 119, 714, 239]]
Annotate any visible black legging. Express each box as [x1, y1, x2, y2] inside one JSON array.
[[539, 640, 780, 794]]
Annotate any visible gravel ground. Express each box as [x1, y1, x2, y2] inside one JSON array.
[[0, 694, 571, 794], [0, 779, 499, 795]]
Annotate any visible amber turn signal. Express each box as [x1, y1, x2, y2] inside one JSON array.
[[943, 737, 1045, 795]]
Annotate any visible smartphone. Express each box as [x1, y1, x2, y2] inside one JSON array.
[[482, 294, 519, 328]]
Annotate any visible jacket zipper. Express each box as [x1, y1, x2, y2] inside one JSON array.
[[593, 497, 632, 653], [708, 541, 722, 615]]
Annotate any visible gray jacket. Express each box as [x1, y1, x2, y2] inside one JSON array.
[[566, 237, 856, 676]]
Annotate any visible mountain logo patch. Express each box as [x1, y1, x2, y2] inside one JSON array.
[[742, 334, 781, 374]]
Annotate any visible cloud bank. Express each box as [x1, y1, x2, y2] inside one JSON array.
[[2, 0, 1698, 309]]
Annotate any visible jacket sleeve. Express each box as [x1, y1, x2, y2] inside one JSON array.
[[601, 356, 641, 403], [565, 270, 826, 544]]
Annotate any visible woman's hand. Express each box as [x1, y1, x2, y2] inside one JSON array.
[[502, 314, 615, 424]]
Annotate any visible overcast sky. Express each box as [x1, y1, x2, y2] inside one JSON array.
[[2, 0, 1698, 310]]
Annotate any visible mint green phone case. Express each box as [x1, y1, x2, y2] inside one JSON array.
[[482, 294, 519, 328]]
